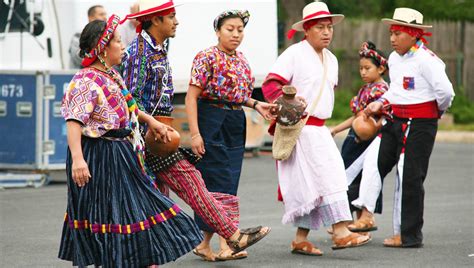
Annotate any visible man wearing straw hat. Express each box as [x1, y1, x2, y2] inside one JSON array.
[[263, 1, 371, 255], [365, 7, 455, 247], [120, 0, 271, 259]]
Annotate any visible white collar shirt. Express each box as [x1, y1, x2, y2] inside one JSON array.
[[382, 43, 454, 112]]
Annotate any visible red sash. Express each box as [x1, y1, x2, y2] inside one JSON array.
[[392, 101, 439, 119]]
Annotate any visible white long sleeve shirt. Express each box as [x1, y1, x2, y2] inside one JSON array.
[[382, 43, 455, 112]]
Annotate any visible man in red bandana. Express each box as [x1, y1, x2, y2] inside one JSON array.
[[365, 7, 455, 248]]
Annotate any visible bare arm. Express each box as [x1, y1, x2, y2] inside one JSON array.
[[331, 115, 355, 137], [185, 85, 205, 157], [244, 98, 277, 121], [66, 120, 91, 187]]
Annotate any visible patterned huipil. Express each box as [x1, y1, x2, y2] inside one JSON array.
[[189, 46, 254, 109], [350, 81, 389, 114], [61, 68, 129, 137], [121, 30, 174, 116]]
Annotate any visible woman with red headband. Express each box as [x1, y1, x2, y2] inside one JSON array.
[[365, 8, 455, 248], [58, 15, 203, 267], [263, 1, 370, 255]]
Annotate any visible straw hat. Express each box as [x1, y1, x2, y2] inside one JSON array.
[[126, 0, 181, 19], [382, 7, 432, 29], [291, 1, 344, 31]]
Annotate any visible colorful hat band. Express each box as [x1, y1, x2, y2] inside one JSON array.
[[120, 1, 177, 33]]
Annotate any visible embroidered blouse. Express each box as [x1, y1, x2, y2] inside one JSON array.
[[350, 81, 389, 114], [61, 68, 129, 138], [189, 46, 254, 107], [121, 30, 174, 116]]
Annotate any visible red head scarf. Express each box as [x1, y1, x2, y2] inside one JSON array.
[[81, 14, 121, 67], [390, 24, 432, 44]]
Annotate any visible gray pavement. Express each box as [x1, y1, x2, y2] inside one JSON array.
[[1, 142, 473, 267]]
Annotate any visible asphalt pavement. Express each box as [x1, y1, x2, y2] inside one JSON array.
[[1, 141, 473, 267]]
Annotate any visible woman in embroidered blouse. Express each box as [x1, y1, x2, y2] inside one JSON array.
[[185, 10, 275, 261], [58, 15, 203, 267], [330, 41, 389, 234]]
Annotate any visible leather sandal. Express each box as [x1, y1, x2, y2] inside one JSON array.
[[348, 217, 378, 232], [227, 226, 271, 255], [332, 233, 371, 250], [192, 248, 220, 262], [215, 249, 248, 261], [383, 235, 402, 247], [291, 241, 323, 256]]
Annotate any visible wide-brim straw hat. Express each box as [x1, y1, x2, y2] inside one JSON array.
[[126, 0, 182, 19], [292, 1, 344, 31], [382, 7, 432, 29]]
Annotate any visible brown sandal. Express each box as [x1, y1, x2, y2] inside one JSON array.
[[227, 226, 271, 255], [347, 217, 378, 232], [383, 235, 402, 247], [192, 248, 220, 262], [332, 233, 371, 250], [291, 241, 323, 256], [215, 249, 248, 261]]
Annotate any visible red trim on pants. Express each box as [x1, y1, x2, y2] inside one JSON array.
[[157, 159, 238, 239]]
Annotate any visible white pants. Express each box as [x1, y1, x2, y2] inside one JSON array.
[[351, 136, 383, 213]]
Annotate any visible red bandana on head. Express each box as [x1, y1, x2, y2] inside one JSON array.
[[81, 14, 121, 67], [390, 25, 432, 44]]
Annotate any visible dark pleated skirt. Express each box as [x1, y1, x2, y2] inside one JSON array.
[[58, 134, 203, 267], [194, 101, 246, 233], [341, 128, 383, 214]]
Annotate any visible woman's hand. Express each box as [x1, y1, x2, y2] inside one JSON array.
[[148, 119, 171, 143], [255, 102, 278, 120], [330, 128, 338, 137], [72, 157, 91, 187], [191, 133, 205, 158]]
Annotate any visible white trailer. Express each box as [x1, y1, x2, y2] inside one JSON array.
[[0, 0, 277, 186]]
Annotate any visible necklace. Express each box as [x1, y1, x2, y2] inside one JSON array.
[[89, 61, 156, 187]]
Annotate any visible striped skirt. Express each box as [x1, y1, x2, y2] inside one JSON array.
[[58, 133, 203, 267]]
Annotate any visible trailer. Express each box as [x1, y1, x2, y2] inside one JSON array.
[[0, 0, 278, 186]]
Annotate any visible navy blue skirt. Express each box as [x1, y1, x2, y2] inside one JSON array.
[[342, 128, 383, 214], [58, 133, 202, 267], [194, 101, 246, 233]]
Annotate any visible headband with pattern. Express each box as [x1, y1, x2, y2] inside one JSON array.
[[81, 14, 121, 67], [358, 42, 388, 68], [213, 10, 250, 31]]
